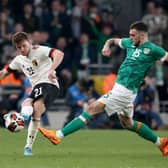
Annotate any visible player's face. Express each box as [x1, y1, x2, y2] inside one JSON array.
[[15, 40, 31, 56], [129, 29, 141, 46]]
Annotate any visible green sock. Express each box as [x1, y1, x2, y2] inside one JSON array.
[[61, 111, 91, 136], [129, 120, 158, 143]]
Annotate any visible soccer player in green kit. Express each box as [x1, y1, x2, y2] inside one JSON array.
[[39, 21, 168, 156]]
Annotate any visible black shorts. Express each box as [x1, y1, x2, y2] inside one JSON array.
[[29, 83, 59, 109]]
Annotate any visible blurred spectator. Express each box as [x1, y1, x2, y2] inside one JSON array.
[[65, 78, 89, 123], [142, 1, 168, 104], [43, 0, 72, 45], [56, 36, 73, 73], [0, 9, 14, 65], [40, 30, 51, 46], [55, 36, 73, 97], [31, 30, 51, 46], [74, 33, 97, 79], [70, 0, 97, 40], [18, 3, 40, 33], [13, 22, 24, 33], [85, 15, 120, 64], [65, 78, 111, 128], [142, 1, 167, 46], [134, 77, 164, 130], [31, 31, 41, 44], [71, 4, 82, 39]]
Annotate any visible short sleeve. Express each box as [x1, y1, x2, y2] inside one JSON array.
[[152, 45, 166, 60], [9, 56, 21, 71], [38, 46, 52, 57], [120, 38, 132, 49]]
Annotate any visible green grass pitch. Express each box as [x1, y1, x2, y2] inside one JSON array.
[[0, 128, 167, 168]]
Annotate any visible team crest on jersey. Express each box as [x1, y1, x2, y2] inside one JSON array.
[[32, 59, 38, 66], [143, 48, 150, 54]]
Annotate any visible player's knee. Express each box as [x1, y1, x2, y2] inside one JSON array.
[[21, 98, 33, 106], [120, 121, 132, 129], [119, 115, 133, 129], [86, 101, 104, 115], [33, 99, 46, 113], [21, 105, 33, 116]]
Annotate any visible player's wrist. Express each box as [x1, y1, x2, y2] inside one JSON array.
[[108, 38, 114, 45]]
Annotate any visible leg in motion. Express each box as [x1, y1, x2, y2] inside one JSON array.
[[119, 114, 168, 156], [24, 118, 40, 156], [20, 98, 33, 121], [39, 101, 104, 144], [24, 98, 45, 156]]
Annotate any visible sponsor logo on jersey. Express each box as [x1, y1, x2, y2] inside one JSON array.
[[143, 48, 150, 54], [32, 59, 38, 66]]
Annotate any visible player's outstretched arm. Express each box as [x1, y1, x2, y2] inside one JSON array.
[[0, 68, 9, 80], [101, 38, 121, 57]]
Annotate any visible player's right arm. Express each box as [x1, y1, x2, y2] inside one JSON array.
[[0, 57, 20, 80], [0, 67, 10, 80], [102, 38, 121, 57]]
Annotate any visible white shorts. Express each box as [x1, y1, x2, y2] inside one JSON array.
[[98, 83, 136, 118]]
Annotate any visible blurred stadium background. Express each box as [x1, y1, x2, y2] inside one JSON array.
[[1, 0, 168, 130]]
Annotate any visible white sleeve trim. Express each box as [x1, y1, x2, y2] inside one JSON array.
[[118, 39, 124, 48]]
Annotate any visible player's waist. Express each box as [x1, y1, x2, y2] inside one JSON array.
[[30, 78, 59, 88]]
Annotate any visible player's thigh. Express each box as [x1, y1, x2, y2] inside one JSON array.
[[30, 83, 59, 109], [98, 91, 123, 116], [22, 97, 33, 106], [33, 97, 46, 118], [98, 90, 135, 118], [86, 100, 105, 115], [118, 102, 134, 118]]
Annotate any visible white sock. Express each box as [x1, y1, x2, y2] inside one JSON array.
[[21, 106, 33, 117], [155, 137, 161, 146], [25, 119, 40, 149], [56, 130, 64, 139]]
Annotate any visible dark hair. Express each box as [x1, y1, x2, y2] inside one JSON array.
[[78, 78, 91, 91], [12, 32, 29, 45], [130, 21, 148, 32]]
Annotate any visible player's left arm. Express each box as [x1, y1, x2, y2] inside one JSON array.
[[48, 49, 64, 83]]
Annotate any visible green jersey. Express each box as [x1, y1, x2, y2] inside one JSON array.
[[116, 38, 166, 93]]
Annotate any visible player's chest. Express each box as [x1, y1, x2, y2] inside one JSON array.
[[127, 47, 152, 61], [20, 57, 41, 76]]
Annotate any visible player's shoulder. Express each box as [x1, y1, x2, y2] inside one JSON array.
[[146, 41, 166, 56], [148, 41, 164, 51], [121, 38, 131, 43], [30, 45, 52, 57], [32, 45, 51, 51], [13, 54, 24, 61], [120, 38, 133, 48]]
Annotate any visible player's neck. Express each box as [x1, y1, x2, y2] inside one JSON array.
[[139, 37, 148, 46]]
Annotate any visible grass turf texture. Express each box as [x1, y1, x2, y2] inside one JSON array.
[[0, 128, 167, 168]]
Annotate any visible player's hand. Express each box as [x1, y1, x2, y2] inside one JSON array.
[[101, 44, 111, 57], [0, 70, 3, 79], [48, 70, 57, 83], [0, 69, 7, 80]]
